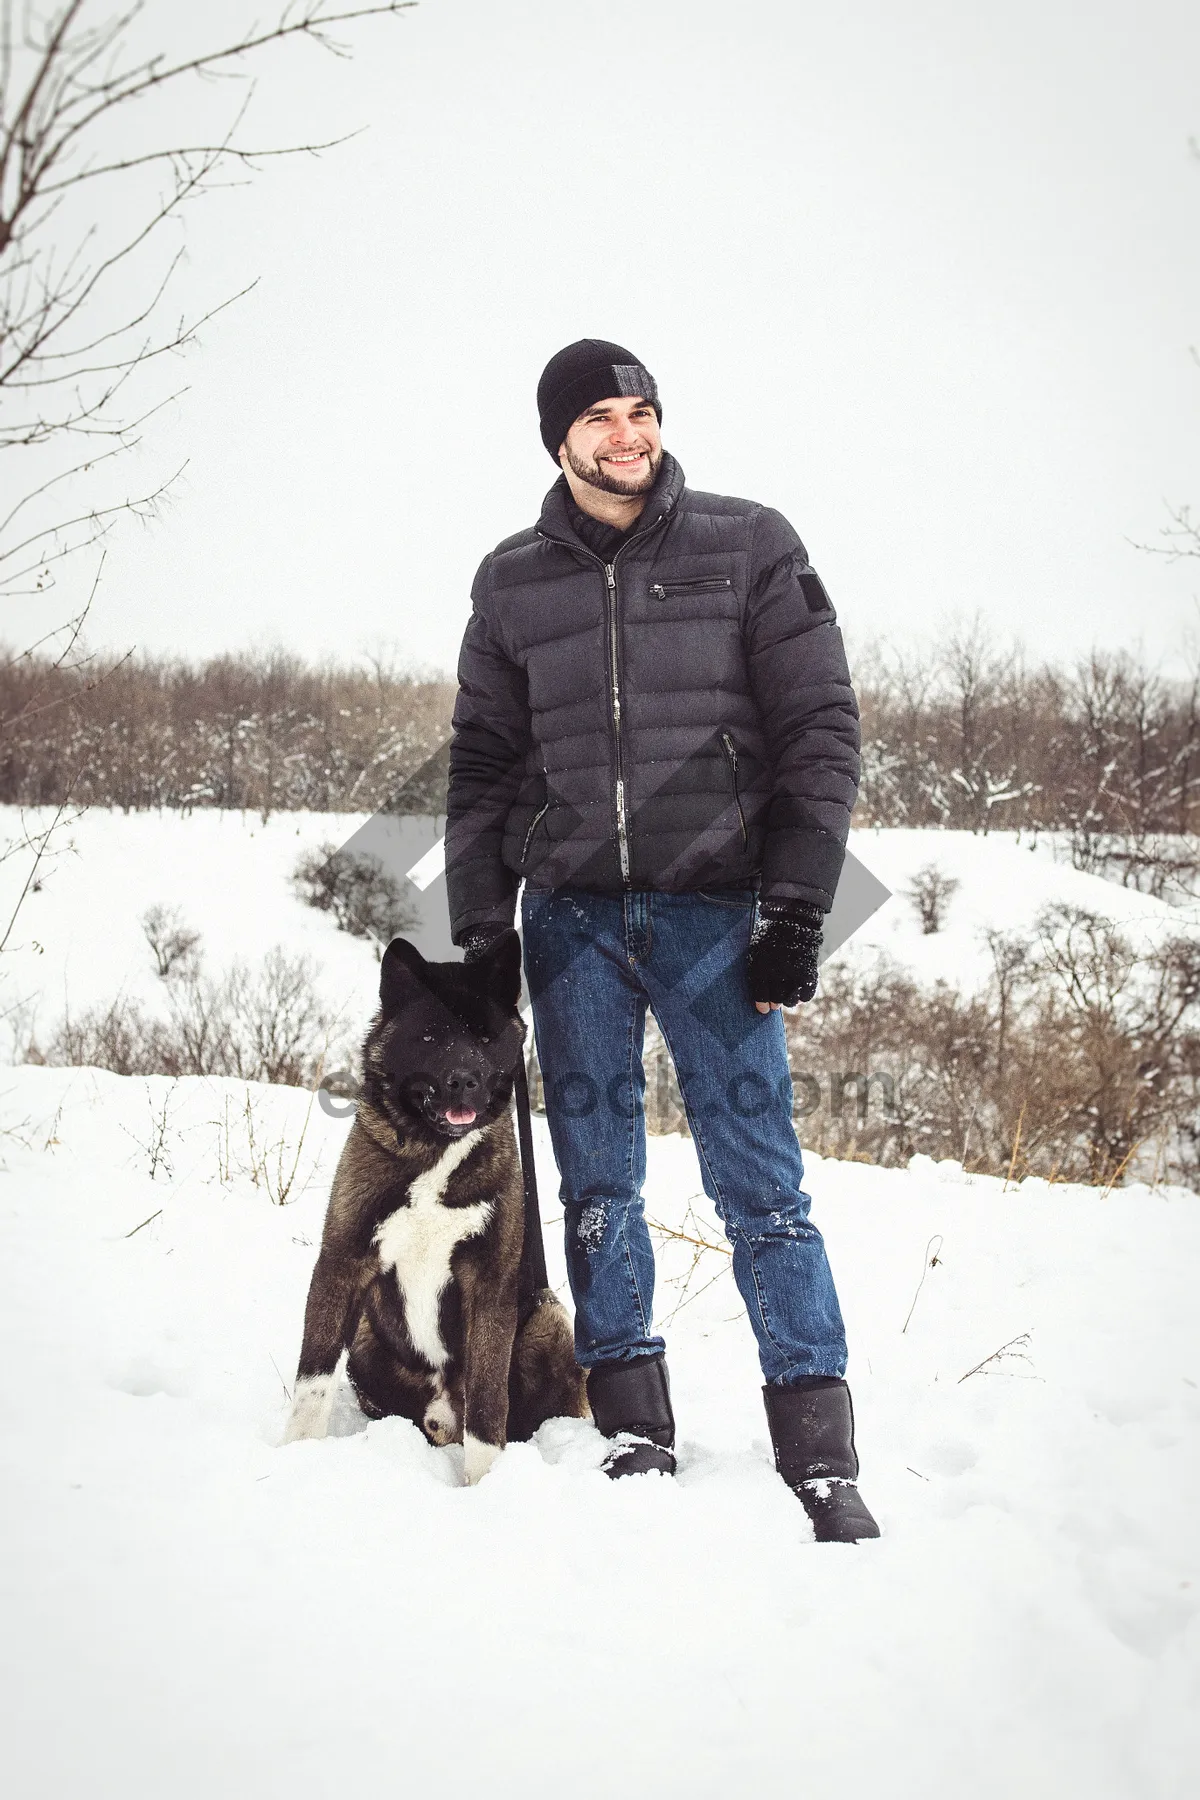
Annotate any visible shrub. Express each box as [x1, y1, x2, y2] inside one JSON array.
[[788, 906, 1200, 1185], [43, 946, 348, 1088], [49, 994, 154, 1078], [142, 904, 201, 978], [292, 843, 417, 950], [904, 863, 960, 934], [1067, 830, 1200, 903]]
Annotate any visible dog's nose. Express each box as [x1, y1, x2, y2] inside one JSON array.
[[445, 1069, 481, 1100]]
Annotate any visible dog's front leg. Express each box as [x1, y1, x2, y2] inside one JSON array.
[[460, 1286, 518, 1485], [283, 1248, 368, 1444]]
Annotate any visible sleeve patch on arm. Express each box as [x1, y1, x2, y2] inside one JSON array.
[[798, 569, 834, 617]]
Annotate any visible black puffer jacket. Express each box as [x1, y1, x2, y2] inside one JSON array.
[[446, 453, 860, 944]]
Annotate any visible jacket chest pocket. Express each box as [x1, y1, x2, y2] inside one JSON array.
[[650, 576, 733, 601]]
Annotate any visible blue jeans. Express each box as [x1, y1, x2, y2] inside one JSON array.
[[520, 886, 848, 1385]]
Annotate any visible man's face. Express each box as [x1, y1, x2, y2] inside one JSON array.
[[559, 394, 663, 495]]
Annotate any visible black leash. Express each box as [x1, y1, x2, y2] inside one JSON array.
[[514, 1051, 549, 1297]]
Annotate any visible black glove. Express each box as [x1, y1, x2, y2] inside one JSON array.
[[459, 921, 512, 965], [746, 899, 825, 1006]]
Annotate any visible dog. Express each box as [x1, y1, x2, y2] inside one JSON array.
[[283, 928, 587, 1482]]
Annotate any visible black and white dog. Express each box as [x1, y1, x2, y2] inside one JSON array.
[[283, 930, 586, 1482]]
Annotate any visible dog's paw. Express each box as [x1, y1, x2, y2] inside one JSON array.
[[463, 1433, 500, 1485], [282, 1375, 336, 1444], [423, 1392, 459, 1446]]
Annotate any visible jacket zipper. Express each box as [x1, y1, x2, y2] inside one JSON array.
[[535, 505, 672, 889], [650, 576, 732, 599], [604, 561, 631, 882], [521, 801, 550, 864], [721, 731, 748, 847]]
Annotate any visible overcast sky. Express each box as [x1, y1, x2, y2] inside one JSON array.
[[10, 0, 1200, 678]]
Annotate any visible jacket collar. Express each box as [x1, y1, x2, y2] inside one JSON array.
[[537, 451, 686, 551]]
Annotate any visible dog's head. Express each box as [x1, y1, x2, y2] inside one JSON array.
[[362, 930, 526, 1141]]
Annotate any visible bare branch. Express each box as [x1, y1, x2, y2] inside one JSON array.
[[0, 432, 148, 537], [14, 1, 412, 205], [36, 127, 362, 194], [0, 783, 85, 954], [957, 1333, 1034, 1384], [0, 2, 409, 605], [0, 459, 187, 584], [1130, 503, 1200, 564], [3, 276, 254, 397]]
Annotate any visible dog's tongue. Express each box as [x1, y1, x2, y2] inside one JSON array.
[[445, 1107, 476, 1125]]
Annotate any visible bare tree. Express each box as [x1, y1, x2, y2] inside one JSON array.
[[0, 643, 456, 810], [904, 862, 959, 935], [0, 0, 414, 601], [0, 1, 413, 976], [941, 620, 1035, 833], [141, 900, 199, 978]]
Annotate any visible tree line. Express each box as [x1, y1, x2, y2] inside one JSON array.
[[3, 632, 1198, 839], [1, 646, 455, 817], [854, 628, 1199, 838]]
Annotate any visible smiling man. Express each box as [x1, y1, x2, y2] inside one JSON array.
[[445, 338, 879, 1541]]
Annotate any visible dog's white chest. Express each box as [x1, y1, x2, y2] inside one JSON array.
[[374, 1132, 492, 1369]]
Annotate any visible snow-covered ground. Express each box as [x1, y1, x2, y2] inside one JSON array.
[[1, 808, 1198, 1795], [0, 807, 421, 1062], [1, 1064, 1198, 1799], [2, 807, 1196, 1063], [845, 825, 1200, 991]]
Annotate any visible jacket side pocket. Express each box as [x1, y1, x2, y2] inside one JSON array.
[[720, 732, 748, 848], [520, 801, 551, 866]]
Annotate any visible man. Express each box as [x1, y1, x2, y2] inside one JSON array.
[[445, 339, 878, 1542]]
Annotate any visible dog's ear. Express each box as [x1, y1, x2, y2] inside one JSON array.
[[379, 937, 427, 1014], [475, 927, 522, 1010]]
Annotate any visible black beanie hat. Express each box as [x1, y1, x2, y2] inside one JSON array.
[[537, 338, 661, 462]]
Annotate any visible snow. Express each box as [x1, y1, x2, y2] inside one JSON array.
[[2, 807, 1199, 1795], [0, 808, 396, 1057], [842, 827, 1200, 992], [2, 1064, 1198, 1798], [4, 808, 1194, 1059]]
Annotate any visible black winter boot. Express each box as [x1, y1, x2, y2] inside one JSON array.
[[763, 1377, 881, 1542], [587, 1355, 676, 1478]]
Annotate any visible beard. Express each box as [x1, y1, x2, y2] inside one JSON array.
[[563, 439, 663, 496]]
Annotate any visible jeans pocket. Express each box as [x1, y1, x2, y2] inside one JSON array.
[[694, 886, 757, 908]]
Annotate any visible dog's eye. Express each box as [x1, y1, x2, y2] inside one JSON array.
[[422, 1033, 433, 1042]]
